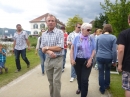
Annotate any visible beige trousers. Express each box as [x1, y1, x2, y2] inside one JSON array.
[[45, 56, 63, 97]]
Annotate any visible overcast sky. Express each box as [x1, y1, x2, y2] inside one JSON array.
[[0, 0, 113, 31]]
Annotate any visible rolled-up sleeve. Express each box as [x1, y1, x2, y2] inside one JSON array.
[[25, 31, 28, 39], [56, 31, 64, 48]]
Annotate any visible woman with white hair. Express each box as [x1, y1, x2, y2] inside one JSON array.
[[70, 23, 95, 97]]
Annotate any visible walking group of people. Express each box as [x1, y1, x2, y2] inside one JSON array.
[[0, 14, 130, 97]]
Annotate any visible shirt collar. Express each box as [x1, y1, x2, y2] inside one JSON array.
[[46, 27, 57, 33]]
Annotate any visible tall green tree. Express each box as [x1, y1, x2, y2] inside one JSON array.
[[93, 13, 108, 29], [100, 0, 130, 36], [66, 15, 83, 33]]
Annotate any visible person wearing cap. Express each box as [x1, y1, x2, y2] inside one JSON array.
[[60, 26, 68, 72]]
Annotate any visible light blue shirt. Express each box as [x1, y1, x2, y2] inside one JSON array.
[[96, 34, 117, 63]]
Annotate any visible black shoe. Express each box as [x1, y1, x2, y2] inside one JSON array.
[[27, 64, 30, 68], [76, 90, 81, 94], [99, 90, 105, 94], [15, 69, 21, 73]]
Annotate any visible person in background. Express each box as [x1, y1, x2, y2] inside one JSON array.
[[0, 43, 8, 74], [90, 28, 98, 68], [13, 24, 30, 73], [94, 29, 103, 69], [70, 23, 95, 97], [35, 29, 46, 74], [117, 14, 130, 97], [96, 24, 117, 94], [60, 26, 68, 72], [40, 14, 64, 97], [67, 23, 82, 82]]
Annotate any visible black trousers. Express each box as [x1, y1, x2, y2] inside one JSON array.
[[14, 49, 30, 70], [74, 57, 92, 97]]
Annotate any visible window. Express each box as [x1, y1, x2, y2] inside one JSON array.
[[40, 24, 45, 29], [33, 24, 38, 29], [33, 31, 38, 35]]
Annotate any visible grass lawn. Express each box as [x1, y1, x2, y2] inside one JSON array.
[[110, 73, 125, 97], [0, 49, 40, 88]]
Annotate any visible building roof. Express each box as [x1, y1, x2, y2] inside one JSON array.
[[29, 13, 65, 26]]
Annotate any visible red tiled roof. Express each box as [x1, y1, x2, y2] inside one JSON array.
[[29, 13, 65, 26]]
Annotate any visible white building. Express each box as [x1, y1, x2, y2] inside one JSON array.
[[29, 13, 65, 35]]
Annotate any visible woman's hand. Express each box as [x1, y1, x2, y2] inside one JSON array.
[[86, 58, 92, 68], [71, 59, 76, 66]]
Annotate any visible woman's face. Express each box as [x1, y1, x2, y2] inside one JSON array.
[[82, 28, 91, 36]]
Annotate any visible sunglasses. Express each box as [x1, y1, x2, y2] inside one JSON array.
[[77, 27, 81, 29], [87, 29, 91, 32]]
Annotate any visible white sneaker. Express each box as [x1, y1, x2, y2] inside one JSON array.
[[70, 77, 75, 82]]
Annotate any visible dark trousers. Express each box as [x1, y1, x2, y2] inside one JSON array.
[[14, 49, 30, 70], [74, 58, 92, 97]]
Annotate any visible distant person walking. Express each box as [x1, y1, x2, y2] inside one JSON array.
[[117, 14, 130, 97], [13, 24, 30, 73], [40, 14, 64, 97], [60, 26, 68, 72], [35, 29, 46, 74], [67, 23, 81, 82], [70, 23, 95, 97], [96, 24, 117, 94]]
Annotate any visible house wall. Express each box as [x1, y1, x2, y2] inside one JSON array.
[[30, 22, 64, 35], [30, 22, 47, 35]]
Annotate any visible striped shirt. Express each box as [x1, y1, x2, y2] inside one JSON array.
[[0, 49, 6, 62], [14, 31, 28, 50], [67, 31, 80, 44], [40, 27, 64, 57]]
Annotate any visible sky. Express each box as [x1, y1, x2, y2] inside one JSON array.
[[0, 0, 112, 31]]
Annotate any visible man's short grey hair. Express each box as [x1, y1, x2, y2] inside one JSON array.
[[81, 23, 92, 29], [45, 14, 57, 22]]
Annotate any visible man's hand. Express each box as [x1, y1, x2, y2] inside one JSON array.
[[47, 50, 56, 58], [28, 47, 30, 51], [70, 59, 76, 66], [118, 64, 122, 72], [42, 47, 47, 53], [112, 63, 117, 67], [86, 58, 92, 68], [68, 42, 72, 45]]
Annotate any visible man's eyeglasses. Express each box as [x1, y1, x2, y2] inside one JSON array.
[[87, 29, 91, 32], [77, 27, 81, 29]]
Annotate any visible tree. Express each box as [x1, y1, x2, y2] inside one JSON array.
[[66, 15, 83, 33], [100, 0, 130, 36], [93, 13, 108, 29]]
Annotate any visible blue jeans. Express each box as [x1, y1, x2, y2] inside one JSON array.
[[63, 49, 67, 69], [96, 57, 112, 93], [14, 49, 30, 70], [71, 65, 76, 78], [38, 49, 46, 73]]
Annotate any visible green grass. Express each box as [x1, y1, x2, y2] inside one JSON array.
[[110, 73, 125, 97], [0, 49, 40, 88], [28, 36, 37, 47]]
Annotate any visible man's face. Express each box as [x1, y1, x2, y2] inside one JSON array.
[[75, 24, 81, 32], [46, 16, 56, 29], [16, 25, 22, 31]]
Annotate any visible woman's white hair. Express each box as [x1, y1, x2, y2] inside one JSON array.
[[81, 23, 92, 29]]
